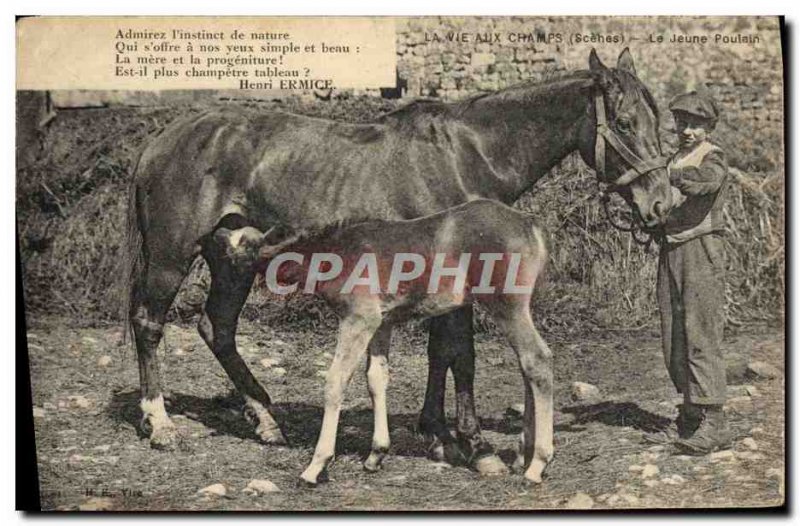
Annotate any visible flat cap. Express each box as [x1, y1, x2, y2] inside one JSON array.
[[668, 91, 720, 121]]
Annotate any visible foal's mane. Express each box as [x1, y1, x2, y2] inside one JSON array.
[[279, 216, 391, 250]]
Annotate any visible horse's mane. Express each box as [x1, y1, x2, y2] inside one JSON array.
[[376, 66, 660, 130]]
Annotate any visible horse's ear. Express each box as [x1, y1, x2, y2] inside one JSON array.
[[589, 48, 607, 72], [616, 48, 636, 76]]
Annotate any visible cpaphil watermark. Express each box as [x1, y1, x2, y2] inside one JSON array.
[[258, 251, 535, 296]]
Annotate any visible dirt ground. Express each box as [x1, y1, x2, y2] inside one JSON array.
[[25, 316, 784, 511]]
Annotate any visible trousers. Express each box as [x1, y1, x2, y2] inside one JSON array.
[[657, 233, 727, 405]]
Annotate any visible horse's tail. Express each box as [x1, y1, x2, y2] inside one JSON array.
[[121, 151, 146, 346]]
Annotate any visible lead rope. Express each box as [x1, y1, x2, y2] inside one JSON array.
[[596, 177, 656, 249]]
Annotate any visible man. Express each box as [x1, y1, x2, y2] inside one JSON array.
[[644, 91, 732, 455]]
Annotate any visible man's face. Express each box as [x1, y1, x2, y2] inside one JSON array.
[[673, 112, 711, 150]]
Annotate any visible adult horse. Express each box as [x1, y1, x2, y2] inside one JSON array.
[[126, 48, 671, 475]]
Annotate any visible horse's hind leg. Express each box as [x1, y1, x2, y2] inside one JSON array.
[[131, 256, 190, 450], [364, 323, 391, 472], [199, 248, 286, 445], [422, 308, 508, 475], [500, 309, 554, 484]]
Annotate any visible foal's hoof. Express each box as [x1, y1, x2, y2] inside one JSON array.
[[297, 469, 329, 488], [363, 450, 387, 473], [297, 477, 318, 489], [473, 454, 509, 477], [523, 459, 549, 485]]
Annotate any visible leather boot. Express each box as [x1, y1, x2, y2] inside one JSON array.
[[674, 404, 732, 455], [643, 403, 701, 445]]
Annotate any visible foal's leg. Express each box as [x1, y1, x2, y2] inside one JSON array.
[[300, 311, 382, 486], [130, 254, 190, 450], [199, 247, 286, 445], [364, 324, 392, 472], [422, 307, 507, 475], [501, 311, 554, 483]]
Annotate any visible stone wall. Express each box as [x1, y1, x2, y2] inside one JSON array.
[[393, 16, 783, 169]]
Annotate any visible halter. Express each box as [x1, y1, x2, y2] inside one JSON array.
[[593, 93, 667, 187], [593, 93, 668, 247]]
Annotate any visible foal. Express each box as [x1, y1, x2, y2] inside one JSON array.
[[216, 199, 553, 485]]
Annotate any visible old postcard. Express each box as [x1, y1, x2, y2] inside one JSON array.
[[16, 16, 785, 511]]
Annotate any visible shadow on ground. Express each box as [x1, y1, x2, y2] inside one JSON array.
[[107, 389, 458, 459]]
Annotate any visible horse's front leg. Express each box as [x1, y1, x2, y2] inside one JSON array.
[[364, 323, 392, 472], [422, 307, 508, 475], [300, 310, 382, 486], [200, 241, 285, 445]]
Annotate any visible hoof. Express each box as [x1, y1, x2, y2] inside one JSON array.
[[424, 435, 466, 465], [298, 468, 329, 487], [511, 455, 525, 474], [140, 416, 154, 437], [297, 477, 318, 489], [242, 406, 259, 426], [363, 451, 386, 473], [523, 458, 548, 484], [473, 454, 509, 477], [256, 425, 288, 446], [149, 425, 179, 451], [363, 460, 382, 473], [523, 473, 543, 485], [427, 440, 446, 462]]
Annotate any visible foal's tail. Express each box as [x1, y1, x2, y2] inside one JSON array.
[[121, 152, 146, 346]]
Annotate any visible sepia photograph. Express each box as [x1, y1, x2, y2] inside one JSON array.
[[16, 15, 785, 511]]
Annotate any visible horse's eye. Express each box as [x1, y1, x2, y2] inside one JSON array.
[[616, 118, 632, 133]]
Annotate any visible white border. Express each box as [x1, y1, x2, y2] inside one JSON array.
[[5, 1, 794, 524]]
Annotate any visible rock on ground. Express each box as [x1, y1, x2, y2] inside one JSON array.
[[197, 483, 227, 497], [741, 437, 759, 451], [97, 355, 112, 367], [260, 357, 281, 369], [710, 450, 735, 462], [565, 492, 594, 509], [67, 395, 91, 409], [244, 479, 281, 495], [641, 464, 660, 478], [570, 382, 600, 403], [660, 474, 686, 485]]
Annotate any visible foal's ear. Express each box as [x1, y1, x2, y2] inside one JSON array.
[[263, 223, 296, 245], [589, 48, 607, 72], [616, 48, 636, 76]]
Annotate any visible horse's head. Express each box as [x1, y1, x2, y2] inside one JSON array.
[[583, 48, 672, 229]]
